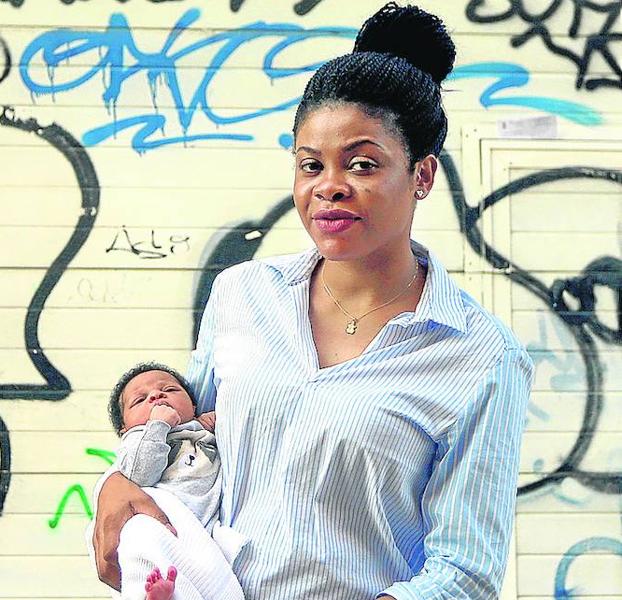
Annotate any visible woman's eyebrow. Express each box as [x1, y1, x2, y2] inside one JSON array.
[[295, 145, 319, 155], [296, 140, 384, 155], [344, 139, 385, 152]]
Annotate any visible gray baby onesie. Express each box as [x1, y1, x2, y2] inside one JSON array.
[[116, 419, 221, 530]]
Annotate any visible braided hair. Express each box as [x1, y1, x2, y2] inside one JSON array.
[[293, 2, 456, 169]]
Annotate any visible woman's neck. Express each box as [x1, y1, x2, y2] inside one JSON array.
[[319, 242, 420, 311]]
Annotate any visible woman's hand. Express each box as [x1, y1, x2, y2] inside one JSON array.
[[92, 471, 177, 591], [197, 411, 216, 432]]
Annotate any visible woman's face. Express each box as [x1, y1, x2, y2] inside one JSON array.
[[293, 103, 435, 263]]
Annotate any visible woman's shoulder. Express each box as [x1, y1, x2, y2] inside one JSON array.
[[455, 290, 534, 397], [214, 247, 318, 287], [459, 289, 526, 355], [425, 248, 525, 356]]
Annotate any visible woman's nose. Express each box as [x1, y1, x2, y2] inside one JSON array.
[[314, 169, 352, 202]]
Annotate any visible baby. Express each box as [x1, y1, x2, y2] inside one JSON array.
[[104, 362, 245, 600]]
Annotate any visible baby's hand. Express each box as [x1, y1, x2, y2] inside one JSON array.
[[197, 411, 216, 432], [149, 404, 181, 428]]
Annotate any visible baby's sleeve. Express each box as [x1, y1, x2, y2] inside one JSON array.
[[116, 421, 172, 487]]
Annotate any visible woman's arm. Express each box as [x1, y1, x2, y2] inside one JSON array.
[[92, 472, 176, 591], [378, 347, 534, 600], [92, 278, 223, 590], [186, 275, 221, 413]]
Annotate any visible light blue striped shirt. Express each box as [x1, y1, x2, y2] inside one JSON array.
[[187, 244, 534, 600]]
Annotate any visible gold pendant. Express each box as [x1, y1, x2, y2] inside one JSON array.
[[345, 319, 357, 335]]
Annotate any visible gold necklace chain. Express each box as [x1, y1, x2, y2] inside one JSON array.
[[321, 260, 419, 335]]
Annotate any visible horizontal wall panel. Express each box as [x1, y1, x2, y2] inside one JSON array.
[[519, 431, 622, 476], [525, 391, 622, 433], [516, 478, 622, 513], [0, 556, 107, 597], [3, 474, 101, 514], [511, 232, 621, 272], [0, 268, 204, 309], [509, 192, 621, 233], [8, 431, 118, 473], [1, 394, 109, 432], [0, 0, 607, 36], [1, 307, 196, 350], [512, 311, 618, 351], [518, 554, 622, 596], [516, 513, 622, 554], [0, 514, 95, 556], [0, 348, 189, 392], [530, 349, 621, 392], [0, 225, 312, 269]]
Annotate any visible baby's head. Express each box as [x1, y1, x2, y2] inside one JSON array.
[[109, 362, 196, 436]]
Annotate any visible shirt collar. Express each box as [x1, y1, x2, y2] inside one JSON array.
[[269, 241, 467, 334]]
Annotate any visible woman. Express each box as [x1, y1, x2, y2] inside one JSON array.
[[93, 3, 534, 598]]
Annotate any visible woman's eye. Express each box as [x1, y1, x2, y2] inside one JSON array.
[[350, 159, 377, 171], [299, 160, 322, 173]]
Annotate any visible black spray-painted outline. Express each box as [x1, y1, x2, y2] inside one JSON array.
[[0, 107, 100, 400], [0, 416, 10, 514], [195, 154, 621, 497], [551, 255, 622, 346], [192, 195, 293, 344], [465, 0, 622, 91], [229, 0, 323, 15], [0, 35, 11, 85], [293, 0, 325, 15], [3, 0, 324, 12], [1, 0, 183, 5], [439, 152, 622, 495]]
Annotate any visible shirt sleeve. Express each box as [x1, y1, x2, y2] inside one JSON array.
[[116, 420, 172, 487], [186, 274, 221, 414], [379, 347, 534, 600]]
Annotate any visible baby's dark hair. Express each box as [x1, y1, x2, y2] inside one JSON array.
[[108, 361, 196, 436], [293, 2, 456, 169]]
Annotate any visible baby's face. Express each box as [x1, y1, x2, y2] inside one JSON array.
[[121, 370, 195, 433]]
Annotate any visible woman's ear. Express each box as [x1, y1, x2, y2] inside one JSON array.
[[414, 154, 438, 200]]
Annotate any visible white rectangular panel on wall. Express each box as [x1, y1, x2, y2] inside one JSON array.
[[462, 125, 622, 600]]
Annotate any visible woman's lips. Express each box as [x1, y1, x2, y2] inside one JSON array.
[[314, 218, 358, 233], [312, 209, 361, 233]]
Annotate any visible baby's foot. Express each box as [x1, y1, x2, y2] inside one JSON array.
[[145, 566, 177, 600]]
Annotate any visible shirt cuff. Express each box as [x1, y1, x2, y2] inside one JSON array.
[[121, 419, 171, 441], [144, 419, 172, 438]]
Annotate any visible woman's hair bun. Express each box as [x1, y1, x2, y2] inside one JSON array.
[[353, 2, 456, 84]]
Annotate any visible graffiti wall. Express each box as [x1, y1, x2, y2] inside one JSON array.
[[0, 1, 620, 598]]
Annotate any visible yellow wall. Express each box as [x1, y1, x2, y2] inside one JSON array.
[[0, 1, 620, 598]]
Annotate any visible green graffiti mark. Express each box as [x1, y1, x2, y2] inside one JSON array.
[[48, 484, 92, 529], [86, 447, 116, 465], [47, 447, 116, 529]]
